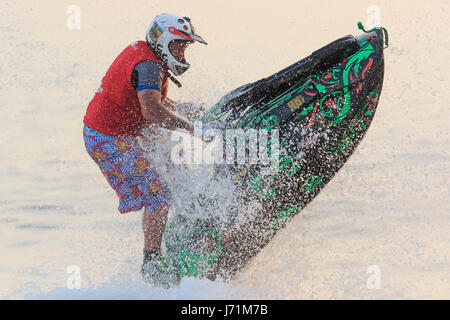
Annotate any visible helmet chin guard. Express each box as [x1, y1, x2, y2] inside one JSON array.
[[146, 14, 207, 76]]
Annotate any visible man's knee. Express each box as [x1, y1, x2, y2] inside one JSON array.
[[144, 205, 169, 220]]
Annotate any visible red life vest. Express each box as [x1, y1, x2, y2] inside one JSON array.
[[83, 41, 169, 136]]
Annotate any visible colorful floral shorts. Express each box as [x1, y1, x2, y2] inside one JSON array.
[[83, 125, 171, 214]]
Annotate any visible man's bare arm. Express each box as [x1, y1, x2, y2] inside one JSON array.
[[161, 97, 178, 112], [138, 89, 194, 133]]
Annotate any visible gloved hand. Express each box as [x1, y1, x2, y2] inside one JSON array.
[[199, 120, 224, 143], [201, 123, 219, 142], [191, 120, 222, 143]]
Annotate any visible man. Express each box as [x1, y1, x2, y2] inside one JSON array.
[[82, 14, 207, 283]]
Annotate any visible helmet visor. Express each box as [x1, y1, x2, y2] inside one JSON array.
[[190, 33, 207, 44]]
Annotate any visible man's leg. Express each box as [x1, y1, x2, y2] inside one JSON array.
[[141, 205, 180, 286], [142, 205, 169, 252]]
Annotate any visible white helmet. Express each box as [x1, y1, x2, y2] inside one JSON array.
[[146, 14, 207, 76]]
